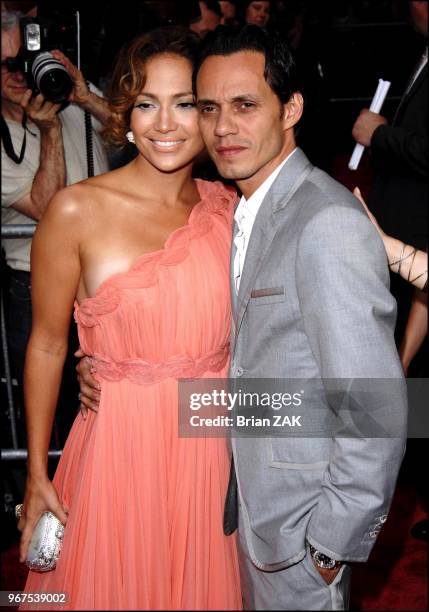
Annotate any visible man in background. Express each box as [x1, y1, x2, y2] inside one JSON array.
[[1, 1, 109, 438]]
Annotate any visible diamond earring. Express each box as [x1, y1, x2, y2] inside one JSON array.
[[126, 130, 135, 144]]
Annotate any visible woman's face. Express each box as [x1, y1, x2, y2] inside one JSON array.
[[245, 1, 270, 27], [130, 54, 204, 173]]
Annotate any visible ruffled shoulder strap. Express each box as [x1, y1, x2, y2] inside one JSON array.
[[195, 179, 238, 217]]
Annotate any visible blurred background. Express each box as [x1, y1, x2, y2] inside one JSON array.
[[31, 0, 423, 157]]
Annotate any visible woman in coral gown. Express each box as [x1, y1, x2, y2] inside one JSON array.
[[18, 27, 241, 610]]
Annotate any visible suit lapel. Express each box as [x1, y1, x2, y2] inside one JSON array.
[[231, 149, 313, 352]]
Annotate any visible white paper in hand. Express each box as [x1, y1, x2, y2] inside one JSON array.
[[349, 79, 391, 170]]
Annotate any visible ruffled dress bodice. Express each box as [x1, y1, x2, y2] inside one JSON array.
[[74, 179, 237, 384]]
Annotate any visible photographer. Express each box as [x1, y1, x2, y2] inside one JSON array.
[[1, 2, 109, 396]]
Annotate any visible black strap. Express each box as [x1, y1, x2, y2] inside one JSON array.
[[0, 112, 27, 164], [84, 82, 94, 178], [84, 109, 94, 178]]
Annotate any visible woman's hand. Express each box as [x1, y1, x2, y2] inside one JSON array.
[[18, 475, 69, 563]]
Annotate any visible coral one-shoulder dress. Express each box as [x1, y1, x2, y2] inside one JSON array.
[[21, 180, 242, 610]]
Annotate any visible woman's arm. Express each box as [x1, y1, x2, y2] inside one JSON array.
[[399, 289, 428, 376], [353, 188, 427, 291], [19, 188, 83, 562]]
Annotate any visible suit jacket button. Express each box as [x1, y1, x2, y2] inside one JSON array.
[[236, 367, 244, 377]]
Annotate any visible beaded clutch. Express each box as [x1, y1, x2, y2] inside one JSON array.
[[15, 504, 64, 572]]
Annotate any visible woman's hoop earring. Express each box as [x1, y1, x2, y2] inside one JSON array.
[[126, 130, 135, 144]]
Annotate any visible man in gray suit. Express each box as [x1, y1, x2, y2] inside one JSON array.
[[194, 25, 408, 610]]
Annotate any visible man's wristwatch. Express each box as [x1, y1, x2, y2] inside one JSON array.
[[309, 545, 342, 570]]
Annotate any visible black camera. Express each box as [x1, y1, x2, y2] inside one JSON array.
[[4, 17, 75, 104]]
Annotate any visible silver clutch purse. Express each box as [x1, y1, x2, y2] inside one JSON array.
[[15, 504, 65, 572]]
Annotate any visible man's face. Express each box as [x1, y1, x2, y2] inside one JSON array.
[[189, 2, 221, 37], [196, 51, 302, 196], [1, 24, 27, 105]]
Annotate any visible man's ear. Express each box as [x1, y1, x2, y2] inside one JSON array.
[[282, 92, 304, 129]]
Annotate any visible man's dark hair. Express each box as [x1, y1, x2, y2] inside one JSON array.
[[193, 24, 301, 104]]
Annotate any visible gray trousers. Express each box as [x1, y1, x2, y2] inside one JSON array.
[[238, 526, 352, 610]]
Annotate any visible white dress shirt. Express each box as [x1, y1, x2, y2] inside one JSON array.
[[233, 149, 296, 293]]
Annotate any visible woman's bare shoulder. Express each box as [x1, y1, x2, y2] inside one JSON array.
[[45, 167, 128, 224], [79, 164, 132, 192]]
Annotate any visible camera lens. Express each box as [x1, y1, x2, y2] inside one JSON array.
[[31, 52, 73, 103]]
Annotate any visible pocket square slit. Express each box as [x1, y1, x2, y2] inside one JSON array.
[[250, 287, 284, 298]]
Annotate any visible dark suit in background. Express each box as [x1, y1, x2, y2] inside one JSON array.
[[369, 59, 427, 249]]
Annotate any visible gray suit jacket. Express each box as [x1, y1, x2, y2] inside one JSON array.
[[229, 148, 407, 570]]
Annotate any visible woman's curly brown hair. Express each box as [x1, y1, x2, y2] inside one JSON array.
[[103, 26, 201, 148]]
